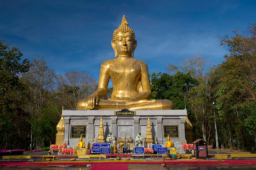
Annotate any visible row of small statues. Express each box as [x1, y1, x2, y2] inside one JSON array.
[[77, 131, 174, 149]]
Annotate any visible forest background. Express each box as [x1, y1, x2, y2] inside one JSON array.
[[1, 24, 256, 151]]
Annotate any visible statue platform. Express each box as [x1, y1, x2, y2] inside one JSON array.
[[62, 109, 187, 153]]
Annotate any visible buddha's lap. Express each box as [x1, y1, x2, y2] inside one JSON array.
[[77, 142, 85, 148], [77, 98, 171, 105], [166, 141, 173, 147], [76, 98, 173, 110]]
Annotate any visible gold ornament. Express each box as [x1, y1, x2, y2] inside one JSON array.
[[145, 117, 154, 145], [97, 117, 105, 143], [55, 109, 65, 145]]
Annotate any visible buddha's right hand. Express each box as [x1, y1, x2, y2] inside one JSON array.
[[87, 94, 99, 109]]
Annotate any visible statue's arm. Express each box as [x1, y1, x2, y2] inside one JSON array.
[[97, 61, 110, 96], [87, 61, 110, 109], [131, 62, 151, 100]]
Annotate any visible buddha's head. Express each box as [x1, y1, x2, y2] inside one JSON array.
[[80, 135, 83, 141], [167, 134, 170, 141], [112, 15, 137, 58]]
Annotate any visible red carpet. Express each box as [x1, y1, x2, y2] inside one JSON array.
[[0, 159, 256, 167], [90, 163, 128, 170]]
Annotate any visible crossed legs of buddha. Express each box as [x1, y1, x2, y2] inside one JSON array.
[[76, 99, 173, 110]]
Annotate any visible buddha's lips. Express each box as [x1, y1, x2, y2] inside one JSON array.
[[121, 46, 128, 51]]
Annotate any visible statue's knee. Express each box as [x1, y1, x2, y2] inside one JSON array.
[[76, 99, 89, 110], [162, 99, 174, 110]]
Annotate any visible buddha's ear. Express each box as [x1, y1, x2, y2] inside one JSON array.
[[131, 40, 137, 58], [111, 40, 118, 57], [134, 40, 137, 49]]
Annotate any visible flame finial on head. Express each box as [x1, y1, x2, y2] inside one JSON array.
[[112, 15, 136, 58], [121, 15, 128, 26], [113, 15, 135, 41]]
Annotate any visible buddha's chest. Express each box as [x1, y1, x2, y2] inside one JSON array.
[[166, 141, 172, 147], [109, 61, 141, 80]]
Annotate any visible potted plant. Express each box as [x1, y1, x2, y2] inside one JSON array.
[[144, 148, 153, 154], [171, 154, 176, 159], [50, 145, 58, 153]]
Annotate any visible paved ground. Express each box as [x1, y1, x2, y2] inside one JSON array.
[[24, 148, 252, 155], [208, 149, 251, 155], [1, 164, 256, 170]]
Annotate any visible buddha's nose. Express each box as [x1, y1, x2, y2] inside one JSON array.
[[122, 38, 127, 45]]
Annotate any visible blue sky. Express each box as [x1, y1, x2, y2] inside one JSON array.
[[1, 0, 256, 85]]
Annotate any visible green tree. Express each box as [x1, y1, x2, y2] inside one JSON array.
[[21, 56, 56, 114], [150, 71, 198, 109], [215, 23, 256, 150], [20, 56, 61, 148], [32, 106, 60, 147], [0, 40, 30, 149], [166, 55, 216, 142], [242, 102, 256, 150]]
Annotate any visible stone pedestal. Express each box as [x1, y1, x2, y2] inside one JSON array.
[[62, 110, 187, 152], [156, 116, 163, 144]]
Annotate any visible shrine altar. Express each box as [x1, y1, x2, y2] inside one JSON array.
[[62, 109, 187, 154]]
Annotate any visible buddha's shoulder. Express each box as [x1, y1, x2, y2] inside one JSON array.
[[101, 59, 147, 66], [100, 60, 114, 66], [131, 59, 147, 66]]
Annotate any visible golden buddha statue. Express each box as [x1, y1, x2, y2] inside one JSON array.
[[76, 15, 173, 110], [165, 135, 173, 148], [77, 135, 85, 149]]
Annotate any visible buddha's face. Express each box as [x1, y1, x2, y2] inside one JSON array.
[[112, 32, 137, 57]]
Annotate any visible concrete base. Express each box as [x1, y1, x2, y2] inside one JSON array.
[[62, 110, 187, 153], [97, 139, 105, 143], [146, 139, 154, 145]]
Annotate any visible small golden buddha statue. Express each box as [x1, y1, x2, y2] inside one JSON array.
[[165, 135, 173, 148], [77, 135, 85, 149], [76, 15, 173, 110]]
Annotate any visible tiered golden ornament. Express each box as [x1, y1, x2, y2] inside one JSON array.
[[97, 117, 105, 143], [145, 117, 154, 145]]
